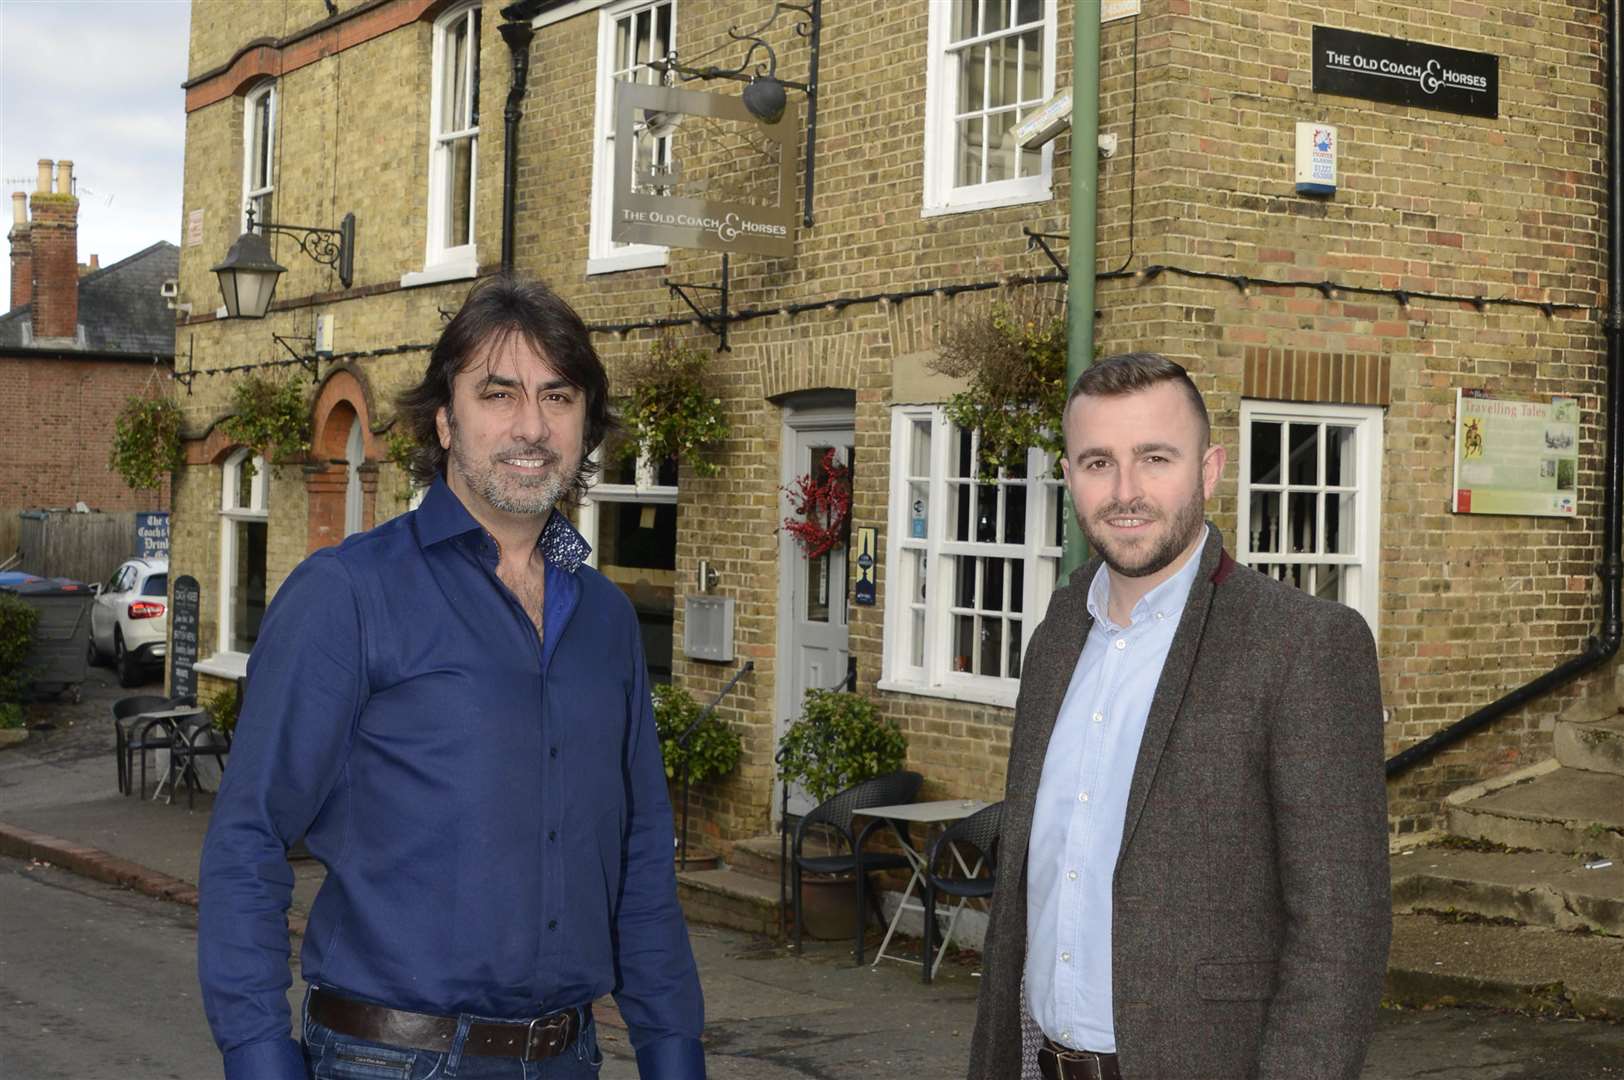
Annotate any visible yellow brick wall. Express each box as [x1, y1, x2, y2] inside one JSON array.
[[170, 0, 1616, 842]]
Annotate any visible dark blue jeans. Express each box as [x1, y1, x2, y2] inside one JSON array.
[[301, 991, 602, 1079]]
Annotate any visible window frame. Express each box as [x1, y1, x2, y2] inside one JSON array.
[[1237, 399, 1383, 637], [879, 405, 1063, 708], [922, 0, 1058, 218], [421, 1, 482, 278], [216, 448, 269, 661], [586, 0, 676, 276], [241, 81, 276, 231]]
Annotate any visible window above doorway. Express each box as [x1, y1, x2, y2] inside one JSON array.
[[588, 0, 676, 275]]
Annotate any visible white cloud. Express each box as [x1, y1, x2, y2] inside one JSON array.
[[0, 0, 191, 301]]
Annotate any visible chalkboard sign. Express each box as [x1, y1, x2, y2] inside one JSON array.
[[170, 574, 201, 704]]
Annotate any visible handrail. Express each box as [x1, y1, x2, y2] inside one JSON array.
[[676, 660, 754, 871]]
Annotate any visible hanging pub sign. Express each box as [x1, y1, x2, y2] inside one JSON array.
[[612, 81, 797, 258], [1312, 26, 1498, 119]]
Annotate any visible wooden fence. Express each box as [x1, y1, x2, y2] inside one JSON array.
[[15, 509, 144, 584]]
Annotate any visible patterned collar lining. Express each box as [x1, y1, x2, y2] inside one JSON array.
[[539, 511, 591, 574]]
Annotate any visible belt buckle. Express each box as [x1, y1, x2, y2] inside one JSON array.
[[1056, 1046, 1105, 1080], [523, 1013, 570, 1061]]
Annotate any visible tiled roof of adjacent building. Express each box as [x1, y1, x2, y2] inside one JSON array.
[[0, 241, 180, 357]]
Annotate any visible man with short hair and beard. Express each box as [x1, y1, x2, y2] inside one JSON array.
[[199, 277, 705, 1080], [966, 353, 1389, 1080]]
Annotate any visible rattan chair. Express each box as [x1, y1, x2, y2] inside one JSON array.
[[110, 694, 171, 795], [920, 800, 1002, 983], [790, 770, 923, 963]]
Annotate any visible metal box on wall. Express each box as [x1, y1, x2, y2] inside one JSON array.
[[683, 595, 735, 662]]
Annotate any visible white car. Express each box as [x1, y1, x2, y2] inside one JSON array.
[[87, 557, 169, 687]]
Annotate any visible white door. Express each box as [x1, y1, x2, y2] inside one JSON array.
[[777, 409, 854, 817]]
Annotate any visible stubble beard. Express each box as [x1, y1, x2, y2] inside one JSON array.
[[446, 410, 579, 518], [1079, 480, 1207, 580]]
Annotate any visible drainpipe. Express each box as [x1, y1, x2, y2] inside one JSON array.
[[497, 13, 536, 273], [1386, 0, 1624, 777], [1060, 0, 1101, 583]]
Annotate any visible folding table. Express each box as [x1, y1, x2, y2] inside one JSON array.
[[852, 798, 989, 969]]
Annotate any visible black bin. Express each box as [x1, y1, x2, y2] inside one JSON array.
[[1, 577, 93, 703]]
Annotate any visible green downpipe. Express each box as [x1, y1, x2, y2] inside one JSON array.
[[1061, 0, 1102, 584]]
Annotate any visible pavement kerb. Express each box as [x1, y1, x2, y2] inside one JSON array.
[[0, 820, 307, 936]]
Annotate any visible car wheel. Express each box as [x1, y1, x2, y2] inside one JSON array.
[[115, 631, 139, 688]]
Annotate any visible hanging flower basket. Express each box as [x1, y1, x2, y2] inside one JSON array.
[[620, 334, 730, 478], [782, 448, 852, 558], [108, 395, 184, 491]]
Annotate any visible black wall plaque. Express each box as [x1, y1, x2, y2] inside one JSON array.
[[1313, 26, 1498, 119], [170, 574, 200, 704]]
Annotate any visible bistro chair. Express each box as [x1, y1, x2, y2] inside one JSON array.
[[920, 800, 1003, 983], [165, 711, 231, 809], [791, 770, 923, 964], [110, 694, 171, 795]]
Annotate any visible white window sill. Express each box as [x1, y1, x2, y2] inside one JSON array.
[[921, 185, 1054, 219], [195, 652, 249, 680], [401, 257, 479, 289], [586, 248, 668, 276], [876, 677, 1018, 711]]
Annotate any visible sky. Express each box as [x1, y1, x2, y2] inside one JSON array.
[[0, 0, 192, 306]]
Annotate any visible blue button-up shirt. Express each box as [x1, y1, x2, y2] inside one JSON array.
[[198, 478, 704, 1080], [1025, 530, 1206, 1052]]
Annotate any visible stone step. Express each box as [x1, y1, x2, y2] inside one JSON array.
[[1556, 713, 1624, 777], [1386, 913, 1624, 1019], [676, 867, 783, 940], [1391, 845, 1624, 936], [1447, 766, 1624, 860], [729, 833, 788, 883]]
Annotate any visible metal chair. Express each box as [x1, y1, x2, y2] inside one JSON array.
[[165, 711, 231, 809], [920, 800, 1002, 983], [110, 694, 170, 795], [791, 770, 923, 963]]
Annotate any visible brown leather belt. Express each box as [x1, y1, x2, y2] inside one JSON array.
[[309, 987, 581, 1061], [1039, 1036, 1123, 1080]]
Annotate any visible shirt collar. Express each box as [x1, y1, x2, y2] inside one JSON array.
[[1086, 524, 1209, 629], [413, 475, 592, 574]]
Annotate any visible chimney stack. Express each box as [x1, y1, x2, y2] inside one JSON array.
[[8, 191, 30, 313], [28, 158, 79, 341]]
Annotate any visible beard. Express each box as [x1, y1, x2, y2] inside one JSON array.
[[445, 412, 579, 518], [1079, 481, 1207, 580]]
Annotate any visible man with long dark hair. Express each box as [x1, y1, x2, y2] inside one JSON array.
[[199, 277, 705, 1079]]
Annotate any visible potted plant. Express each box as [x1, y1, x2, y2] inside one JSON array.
[[777, 689, 908, 938], [219, 372, 312, 471], [619, 334, 730, 478], [109, 395, 184, 492], [653, 683, 742, 786], [926, 292, 1067, 477]]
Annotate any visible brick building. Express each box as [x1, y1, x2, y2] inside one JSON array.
[[1, 159, 177, 546], [170, 0, 1616, 856]]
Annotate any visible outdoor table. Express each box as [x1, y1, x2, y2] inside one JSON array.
[[135, 706, 209, 803], [852, 798, 990, 969]]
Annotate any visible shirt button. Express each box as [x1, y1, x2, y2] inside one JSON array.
[[1114, 639, 1126, 650], [1067, 870, 1078, 881], [548, 919, 558, 930], [1078, 791, 1089, 802], [1061, 951, 1071, 963], [1091, 711, 1103, 723], [548, 830, 557, 841], [550, 746, 559, 758]]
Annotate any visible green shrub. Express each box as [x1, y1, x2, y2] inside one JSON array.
[[220, 373, 312, 469], [204, 683, 241, 736], [776, 690, 907, 803], [0, 593, 39, 724], [109, 396, 184, 491], [653, 683, 741, 785]]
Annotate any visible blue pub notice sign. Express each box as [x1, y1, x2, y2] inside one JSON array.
[[135, 512, 170, 560]]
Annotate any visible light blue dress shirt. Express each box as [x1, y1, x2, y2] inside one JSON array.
[[1025, 529, 1207, 1052]]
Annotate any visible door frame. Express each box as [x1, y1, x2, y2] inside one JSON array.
[[774, 395, 855, 822]]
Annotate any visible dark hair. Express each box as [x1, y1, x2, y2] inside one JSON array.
[[396, 275, 616, 502], [1065, 352, 1210, 445]]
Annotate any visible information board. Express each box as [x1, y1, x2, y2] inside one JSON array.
[[1452, 390, 1579, 517], [135, 511, 169, 560]]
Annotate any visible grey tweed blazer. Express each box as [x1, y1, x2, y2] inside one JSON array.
[[967, 527, 1390, 1080]]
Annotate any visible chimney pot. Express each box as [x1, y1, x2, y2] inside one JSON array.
[[54, 160, 73, 195], [36, 159, 53, 193], [10, 192, 26, 227]]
